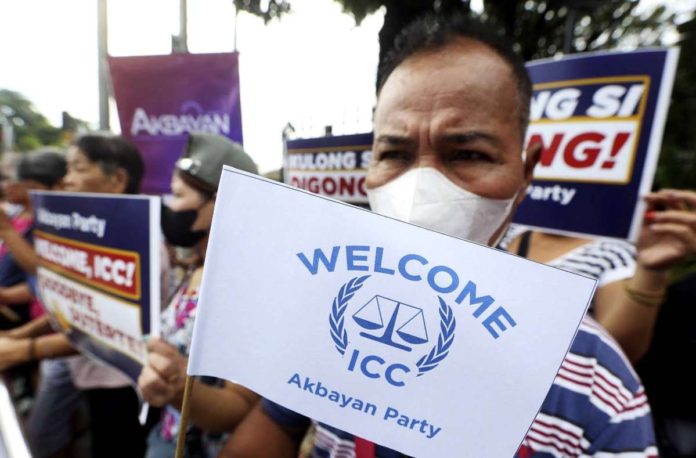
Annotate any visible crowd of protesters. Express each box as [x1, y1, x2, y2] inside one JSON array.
[[1, 12, 695, 458]]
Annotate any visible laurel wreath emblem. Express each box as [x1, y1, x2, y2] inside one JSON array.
[[415, 297, 456, 376], [329, 278, 456, 378], [329, 275, 370, 355]]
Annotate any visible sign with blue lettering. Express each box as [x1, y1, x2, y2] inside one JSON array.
[[187, 167, 596, 457], [515, 48, 679, 240], [31, 192, 161, 383]]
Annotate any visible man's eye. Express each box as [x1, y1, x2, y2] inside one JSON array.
[[447, 150, 492, 162], [377, 150, 412, 162]]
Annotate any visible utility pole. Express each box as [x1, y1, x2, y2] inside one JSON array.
[[97, 0, 110, 130], [172, 0, 188, 53]]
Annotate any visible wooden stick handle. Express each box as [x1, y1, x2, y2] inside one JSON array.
[[175, 376, 195, 458]]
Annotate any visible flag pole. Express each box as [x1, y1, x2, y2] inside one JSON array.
[[175, 376, 195, 458]]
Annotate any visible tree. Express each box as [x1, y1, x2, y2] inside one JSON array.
[[0, 90, 62, 152], [328, 1, 681, 84], [481, 1, 679, 60], [236, 0, 693, 189], [232, 0, 291, 22], [654, 16, 696, 190], [332, 0, 471, 87]]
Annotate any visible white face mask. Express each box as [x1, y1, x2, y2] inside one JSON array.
[[367, 167, 516, 245]]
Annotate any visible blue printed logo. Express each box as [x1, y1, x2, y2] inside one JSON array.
[[354, 295, 429, 351], [329, 275, 456, 387]]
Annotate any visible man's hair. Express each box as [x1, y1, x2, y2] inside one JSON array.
[[378, 13, 532, 137], [73, 134, 145, 194]]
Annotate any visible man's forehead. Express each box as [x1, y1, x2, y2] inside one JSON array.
[[385, 43, 514, 97], [378, 44, 516, 107]]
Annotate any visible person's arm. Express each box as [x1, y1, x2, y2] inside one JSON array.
[[0, 211, 40, 275], [0, 332, 78, 370], [220, 402, 303, 458], [137, 338, 259, 433], [594, 270, 666, 362], [1, 315, 53, 339], [594, 189, 696, 362], [0, 283, 33, 305]]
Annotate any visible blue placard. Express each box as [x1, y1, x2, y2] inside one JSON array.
[[514, 48, 679, 240], [31, 192, 161, 382]]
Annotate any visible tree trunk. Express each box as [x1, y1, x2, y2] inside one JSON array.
[[376, 1, 431, 90]]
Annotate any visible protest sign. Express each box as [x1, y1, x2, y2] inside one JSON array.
[[515, 48, 679, 240], [32, 192, 161, 383], [285, 133, 373, 204], [109, 52, 243, 194], [187, 167, 596, 457]]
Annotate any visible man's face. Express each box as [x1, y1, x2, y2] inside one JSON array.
[[367, 39, 535, 242], [63, 146, 124, 194]]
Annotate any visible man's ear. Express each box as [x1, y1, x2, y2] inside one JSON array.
[[516, 142, 542, 206]]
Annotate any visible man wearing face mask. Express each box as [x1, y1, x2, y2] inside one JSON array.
[[223, 14, 657, 458]]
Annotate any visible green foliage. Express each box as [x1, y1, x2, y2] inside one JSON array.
[[233, 0, 291, 22], [332, 0, 384, 24], [0, 89, 62, 152], [238, 0, 694, 190], [481, 1, 678, 60], [655, 17, 696, 190]]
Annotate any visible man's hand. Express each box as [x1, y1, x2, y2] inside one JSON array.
[[638, 189, 696, 270], [0, 336, 31, 371], [137, 337, 187, 408]]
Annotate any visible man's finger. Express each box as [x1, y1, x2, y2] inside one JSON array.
[[138, 365, 171, 407], [147, 352, 180, 381], [648, 223, 696, 249], [650, 210, 696, 228]]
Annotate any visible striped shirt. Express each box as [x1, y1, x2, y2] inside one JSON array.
[[499, 225, 637, 288], [519, 317, 656, 457], [263, 317, 656, 457]]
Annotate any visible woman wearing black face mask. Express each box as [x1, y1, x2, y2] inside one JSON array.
[[140, 133, 260, 458], [160, 192, 209, 249]]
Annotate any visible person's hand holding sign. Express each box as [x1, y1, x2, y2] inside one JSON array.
[[598, 188, 696, 362], [138, 337, 187, 407], [639, 189, 696, 270], [138, 336, 258, 434]]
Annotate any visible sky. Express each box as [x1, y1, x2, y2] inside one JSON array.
[[0, 0, 693, 173]]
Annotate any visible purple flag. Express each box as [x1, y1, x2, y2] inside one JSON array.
[[109, 52, 243, 194]]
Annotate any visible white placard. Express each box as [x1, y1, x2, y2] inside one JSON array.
[[188, 167, 596, 457]]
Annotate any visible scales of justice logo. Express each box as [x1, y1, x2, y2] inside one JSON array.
[[329, 275, 456, 387]]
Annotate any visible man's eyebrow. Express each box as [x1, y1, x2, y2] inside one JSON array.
[[374, 135, 417, 147], [443, 132, 502, 148]]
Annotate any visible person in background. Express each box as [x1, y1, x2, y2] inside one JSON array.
[[0, 148, 66, 422], [0, 134, 149, 457], [223, 13, 656, 457], [636, 224, 696, 457], [0, 152, 23, 217], [138, 133, 260, 458], [0, 149, 66, 329], [502, 188, 696, 363]]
